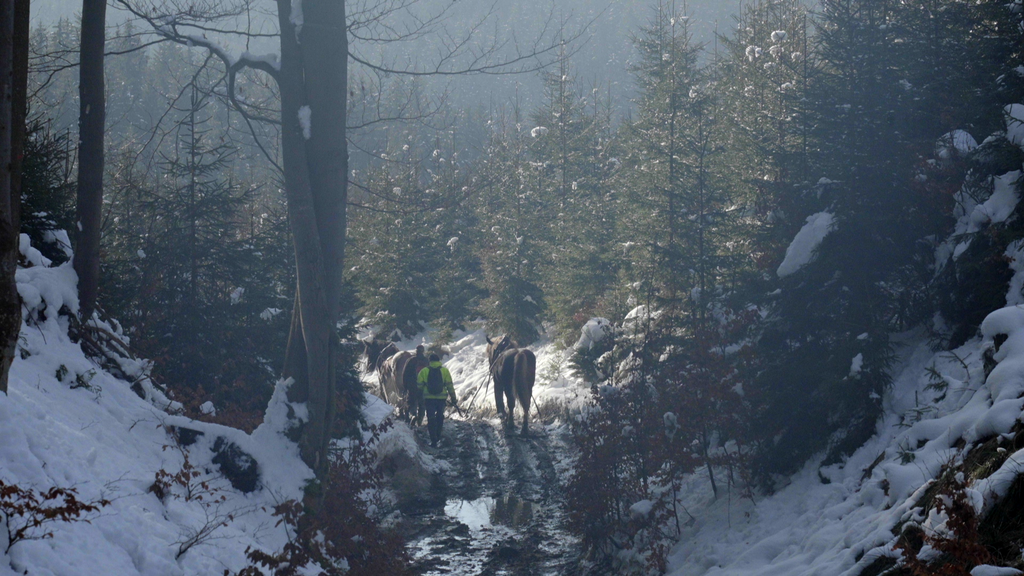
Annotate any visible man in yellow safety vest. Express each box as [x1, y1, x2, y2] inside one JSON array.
[[417, 353, 457, 447]]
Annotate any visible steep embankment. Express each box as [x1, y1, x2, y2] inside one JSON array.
[[0, 238, 314, 575], [662, 109, 1024, 576]]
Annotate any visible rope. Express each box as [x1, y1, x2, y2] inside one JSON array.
[[464, 339, 507, 414]]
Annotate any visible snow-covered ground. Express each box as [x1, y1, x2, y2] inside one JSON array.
[[660, 106, 1024, 576], [0, 236, 593, 576], [9, 234, 1024, 574], [0, 238, 317, 576], [663, 317, 1024, 576], [360, 309, 1024, 576]]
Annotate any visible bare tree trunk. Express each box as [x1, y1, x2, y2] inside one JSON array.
[[276, 0, 348, 479], [75, 0, 107, 322], [0, 0, 15, 394], [10, 0, 24, 234], [0, 0, 26, 394], [302, 0, 348, 317]]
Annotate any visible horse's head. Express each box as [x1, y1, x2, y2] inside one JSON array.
[[486, 334, 514, 365], [363, 338, 399, 374], [361, 337, 386, 374]]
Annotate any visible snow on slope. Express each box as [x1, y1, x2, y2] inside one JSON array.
[[0, 238, 316, 576], [665, 111, 1024, 576], [665, 315, 1024, 576]]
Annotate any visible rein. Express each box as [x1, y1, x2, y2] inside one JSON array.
[[466, 337, 515, 413]]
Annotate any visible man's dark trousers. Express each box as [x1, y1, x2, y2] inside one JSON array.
[[425, 398, 446, 445]]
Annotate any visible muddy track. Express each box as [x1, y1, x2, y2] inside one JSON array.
[[399, 417, 602, 576]]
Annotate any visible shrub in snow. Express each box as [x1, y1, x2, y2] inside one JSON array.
[[895, 467, 992, 574], [234, 420, 411, 576], [0, 480, 109, 555], [934, 96, 1024, 348]]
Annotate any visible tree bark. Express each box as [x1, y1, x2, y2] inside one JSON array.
[[0, 0, 15, 394], [276, 0, 348, 479], [75, 0, 107, 322], [0, 0, 26, 394]]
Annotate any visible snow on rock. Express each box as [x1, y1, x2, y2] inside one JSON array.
[[777, 211, 835, 278], [936, 129, 979, 159], [980, 306, 1024, 401], [972, 566, 1023, 576], [575, 317, 613, 351]]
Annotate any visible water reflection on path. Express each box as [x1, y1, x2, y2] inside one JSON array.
[[445, 493, 536, 532]]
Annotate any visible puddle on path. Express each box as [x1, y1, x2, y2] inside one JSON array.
[[445, 493, 536, 531]]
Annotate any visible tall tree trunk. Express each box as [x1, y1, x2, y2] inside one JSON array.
[[75, 0, 107, 321], [0, 0, 26, 394], [276, 0, 348, 479], [0, 0, 14, 394]]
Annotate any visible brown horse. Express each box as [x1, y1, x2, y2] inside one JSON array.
[[486, 335, 536, 435], [362, 339, 429, 425]]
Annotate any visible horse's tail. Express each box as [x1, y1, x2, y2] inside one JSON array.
[[515, 350, 536, 390]]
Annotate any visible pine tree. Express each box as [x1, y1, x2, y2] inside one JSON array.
[[20, 118, 75, 264], [528, 56, 619, 342], [102, 86, 290, 421], [574, 1, 747, 504], [620, 1, 736, 327], [476, 103, 547, 344], [749, 0, 951, 477], [931, 0, 1024, 345], [349, 158, 438, 338], [718, 0, 813, 277]]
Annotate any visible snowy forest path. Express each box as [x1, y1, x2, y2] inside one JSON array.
[[401, 416, 600, 575]]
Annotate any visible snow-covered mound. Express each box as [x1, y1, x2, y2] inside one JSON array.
[[0, 237, 315, 575]]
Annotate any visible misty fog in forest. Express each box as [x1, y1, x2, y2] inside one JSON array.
[[1, 0, 1023, 575]]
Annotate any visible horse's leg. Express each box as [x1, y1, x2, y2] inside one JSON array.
[[505, 383, 516, 428], [520, 386, 530, 437], [515, 351, 535, 436], [414, 391, 424, 426], [493, 376, 506, 416]]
